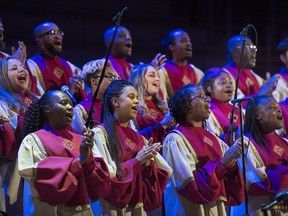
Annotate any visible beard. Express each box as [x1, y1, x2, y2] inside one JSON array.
[[44, 42, 62, 56], [0, 40, 6, 51]]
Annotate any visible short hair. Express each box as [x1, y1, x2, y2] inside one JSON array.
[[277, 38, 288, 55], [161, 29, 187, 50], [201, 67, 230, 96]]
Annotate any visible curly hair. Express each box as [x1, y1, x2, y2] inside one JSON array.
[[101, 79, 134, 179], [244, 95, 273, 146], [129, 63, 166, 116], [168, 84, 202, 123], [22, 90, 56, 138]]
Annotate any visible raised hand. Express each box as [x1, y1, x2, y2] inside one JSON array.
[[151, 53, 167, 70], [221, 140, 242, 167], [68, 73, 84, 95], [11, 41, 27, 63], [79, 128, 95, 164]]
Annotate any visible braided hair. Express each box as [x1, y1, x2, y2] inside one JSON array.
[[169, 84, 202, 124], [244, 95, 272, 146], [22, 90, 55, 138], [101, 79, 134, 178]]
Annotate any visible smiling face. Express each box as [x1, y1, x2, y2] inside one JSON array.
[[144, 65, 160, 97], [112, 85, 139, 123], [189, 90, 211, 122], [111, 26, 132, 58], [35, 22, 63, 57], [256, 97, 283, 134], [209, 72, 234, 103], [45, 91, 74, 130], [7, 58, 30, 93]]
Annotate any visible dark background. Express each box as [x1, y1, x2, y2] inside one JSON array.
[[2, 0, 288, 77]]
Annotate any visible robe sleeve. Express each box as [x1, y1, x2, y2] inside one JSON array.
[[82, 155, 111, 202], [136, 114, 167, 143], [163, 132, 227, 204], [92, 126, 143, 208], [240, 136, 288, 196], [18, 134, 83, 206]]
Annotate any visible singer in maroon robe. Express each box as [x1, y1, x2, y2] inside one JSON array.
[[239, 95, 288, 215], [27, 22, 86, 103], [91, 80, 172, 215], [18, 90, 110, 216], [72, 59, 118, 134], [163, 84, 244, 216]]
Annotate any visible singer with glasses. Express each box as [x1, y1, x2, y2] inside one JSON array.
[[223, 35, 280, 100], [71, 59, 119, 134], [162, 84, 244, 216], [234, 95, 288, 216], [27, 22, 86, 103]]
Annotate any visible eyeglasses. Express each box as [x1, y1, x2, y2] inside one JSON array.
[[94, 73, 119, 81], [38, 30, 64, 38], [235, 44, 257, 51], [191, 92, 211, 101]]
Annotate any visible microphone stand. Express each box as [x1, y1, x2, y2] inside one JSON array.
[[85, 7, 128, 128], [227, 30, 250, 216]]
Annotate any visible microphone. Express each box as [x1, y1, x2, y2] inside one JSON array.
[[112, 7, 128, 21], [275, 189, 288, 202], [240, 24, 252, 35], [61, 85, 77, 106], [261, 189, 288, 212], [231, 97, 251, 104]]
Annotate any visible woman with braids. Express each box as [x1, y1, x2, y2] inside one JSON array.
[[129, 63, 176, 143], [72, 58, 119, 134], [0, 56, 42, 214], [18, 90, 110, 216], [235, 95, 288, 215], [201, 67, 244, 145], [162, 84, 244, 216], [91, 79, 172, 215]]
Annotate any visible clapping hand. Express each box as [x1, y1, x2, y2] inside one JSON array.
[[136, 138, 162, 167]]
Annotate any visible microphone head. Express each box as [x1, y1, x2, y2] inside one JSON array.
[[61, 85, 69, 92], [275, 189, 288, 202]]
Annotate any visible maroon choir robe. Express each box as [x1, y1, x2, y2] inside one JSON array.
[[280, 98, 288, 139], [210, 98, 242, 143], [174, 123, 244, 206], [246, 133, 288, 199], [109, 54, 132, 80], [31, 52, 86, 102], [33, 125, 110, 206], [224, 63, 261, 96], [164, 60, 198, 93], [136, 99, 166, 143], [101, 124, 169, 212], [0, 93, 33, 160], [79, 93, 102, 126]]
